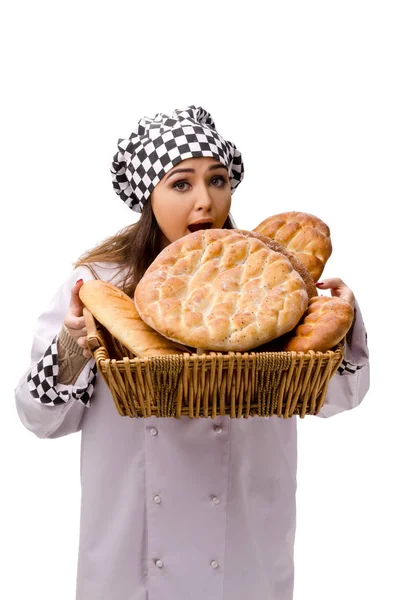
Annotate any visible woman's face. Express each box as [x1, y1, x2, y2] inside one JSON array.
[[150, 156, 232, 249]]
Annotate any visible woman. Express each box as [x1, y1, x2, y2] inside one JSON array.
[[15, 106, 370, 600]]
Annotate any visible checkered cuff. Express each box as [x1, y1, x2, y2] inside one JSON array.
[[27, 335, 96, 406], [337, 359, 364, 376], [337, 308, 368, 376]]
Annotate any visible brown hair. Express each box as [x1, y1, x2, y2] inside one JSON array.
[[74, 199, 236, 298]]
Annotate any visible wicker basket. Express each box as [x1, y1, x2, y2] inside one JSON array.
[[85, 311, 344, 419]]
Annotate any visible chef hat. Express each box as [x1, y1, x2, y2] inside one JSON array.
[[111, 105, 244, 213]]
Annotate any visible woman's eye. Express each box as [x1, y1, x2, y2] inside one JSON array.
[[173, 180, 190, 191], [211, 176, 226, 187]]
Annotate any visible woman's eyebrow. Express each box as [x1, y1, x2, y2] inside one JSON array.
[[164, 168, 195, 181], [208, 163, 228, 172], [164, 163, 228, 182]]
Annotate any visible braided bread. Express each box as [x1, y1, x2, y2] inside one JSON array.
[[254, 211, 332, 282], [283, 296, 354, 352]]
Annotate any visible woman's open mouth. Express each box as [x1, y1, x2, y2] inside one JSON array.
[[187, 221, 213, 233]]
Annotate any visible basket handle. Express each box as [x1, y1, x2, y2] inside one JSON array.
[[83, 307, 109, 359]]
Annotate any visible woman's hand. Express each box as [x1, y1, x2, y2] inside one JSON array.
[[316, 278, 355, 308], [64, 279, 91, 358]]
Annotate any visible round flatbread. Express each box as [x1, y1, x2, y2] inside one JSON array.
[[134, 229, 309, 351], [234, 229, 318, 300]]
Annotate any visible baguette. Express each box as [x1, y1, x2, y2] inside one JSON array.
[[79, 280, 189, 357]]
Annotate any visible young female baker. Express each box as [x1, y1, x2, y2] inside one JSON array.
[[15, 106, 370, 600]]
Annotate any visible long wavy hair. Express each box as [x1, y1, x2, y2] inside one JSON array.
[[74, 198, 236, 298]]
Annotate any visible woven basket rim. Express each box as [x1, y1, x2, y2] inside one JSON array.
[[84, 311, 345, 419], [85, 309, 345, 363], [93, 341, 345, 364]]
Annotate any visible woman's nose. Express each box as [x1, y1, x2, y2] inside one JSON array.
[[194, 184, 213, 211]]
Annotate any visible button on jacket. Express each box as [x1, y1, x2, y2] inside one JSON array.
[[14, 263, 370, 600]]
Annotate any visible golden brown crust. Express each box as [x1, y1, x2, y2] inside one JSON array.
[[235, 229, 318, 300], [283, 296, 354, 352], [79, 280, 187, 356], [253, 211, 332, 282], [134, 229, 309, 351]]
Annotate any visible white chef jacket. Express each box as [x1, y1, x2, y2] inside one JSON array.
[[14, 262, 370, 600]]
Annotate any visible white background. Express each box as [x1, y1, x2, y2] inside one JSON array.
[[1, 1, 396, 598]]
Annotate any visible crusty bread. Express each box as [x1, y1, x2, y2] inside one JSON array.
[[79, 280, 188, 357], [283, 295, 354, 352], [253, 211, 332, 282], [234, 229, 318, 300], [134, 229, 309, 352]]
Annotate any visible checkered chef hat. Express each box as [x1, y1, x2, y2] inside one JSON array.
[[111, 105, 244, 213]]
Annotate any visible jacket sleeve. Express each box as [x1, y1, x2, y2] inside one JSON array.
[[316, 300, 370, 418], [14, 265, 97, 439]]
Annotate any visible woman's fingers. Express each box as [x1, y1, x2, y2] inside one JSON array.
[[316, 277, 346, 288], [77, 335, 87, 348], [69, 279, 86, 317], [78, 335, 92, 359], [61, 280, 93, 358], [65, 315, 86, 331], [316, 278, 355, 307]]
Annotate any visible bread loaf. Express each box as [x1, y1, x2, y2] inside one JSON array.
[[283, 295, 354, 352], [79, 280, 189, 357], [134, 229, 309, 351], [254, 211, 332, 282]]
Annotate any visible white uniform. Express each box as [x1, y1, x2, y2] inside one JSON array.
[[15, 262, 370, 600]]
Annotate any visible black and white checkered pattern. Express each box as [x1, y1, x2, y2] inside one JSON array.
[[337, 359, 365, 376], [27, 336, 97, 406], [111, 105, 244, 213]]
